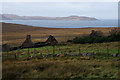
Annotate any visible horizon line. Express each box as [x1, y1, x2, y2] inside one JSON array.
[[1, 13, 118, 20]]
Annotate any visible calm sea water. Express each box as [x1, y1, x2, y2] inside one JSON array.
[[1, 19, 118, 28]]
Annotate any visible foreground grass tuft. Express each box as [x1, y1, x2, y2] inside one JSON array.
[[3, 56, 119, 79]]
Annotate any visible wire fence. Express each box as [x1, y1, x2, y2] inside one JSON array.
[[2, 42, 120, 60]]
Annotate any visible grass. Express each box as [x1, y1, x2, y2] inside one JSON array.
[[3, 56, 119, 79], [2, 22, 120, 79], [2, 42, 120, 79], [2, 42, 119, 59]]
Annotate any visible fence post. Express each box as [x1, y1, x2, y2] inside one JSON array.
[[98, 43, 100, 53], [40, 53, 43, 57], [79, 46, 81, 56], [28, 48, 29, 57], [53, 45, 55, 57], [7, 48, 9, 59], [95, 44, 98, 54], [7, 51, 8, 59], [14, 53, 17, 59], [34, 47, 35, 57], [97, 43, 100, 53], [107, 44, 109, 54], [118, 42, 120, 54]]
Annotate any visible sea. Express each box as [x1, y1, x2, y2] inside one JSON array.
[[1, 19, 118, 28]]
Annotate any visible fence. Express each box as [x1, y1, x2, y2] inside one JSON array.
[[2, 42, 120, 60]]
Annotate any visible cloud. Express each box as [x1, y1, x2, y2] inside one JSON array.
[[2, 2, 118, 19], [1, 0, 119, 2]]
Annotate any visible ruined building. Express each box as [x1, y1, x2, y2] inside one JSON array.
[[45, 35, 58, 45], [2, 44, 10, 52], [20, 35, 34, 48], [34, 35, 58, 47], [20, 35, 58, 48]]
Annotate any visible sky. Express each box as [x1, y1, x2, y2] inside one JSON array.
[[1, 2, 118, 19], [1, 0, 119, 2]]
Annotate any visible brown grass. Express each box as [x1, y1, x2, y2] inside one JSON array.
[[2, 22, 115, 46], [3, 57, 119, 79]]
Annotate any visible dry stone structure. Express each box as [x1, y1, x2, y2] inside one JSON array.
[[2, 44, 10, 52], [21, 35, 34, 48], [45, 35, 58, 45], [21, 35, 58, 48]]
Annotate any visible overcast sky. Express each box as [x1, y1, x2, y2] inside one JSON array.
[[1, 0, 119, 2], [1, 2, 118, 19]]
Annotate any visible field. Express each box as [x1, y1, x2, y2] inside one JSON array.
[[2, 22, 120, 79], [3, 56, 119, 79], [2, 22, 114, 47]]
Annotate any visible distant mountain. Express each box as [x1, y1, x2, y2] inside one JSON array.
[[0, 14, 98, 21]]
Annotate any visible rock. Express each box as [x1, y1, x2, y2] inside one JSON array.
[[69, 50, 72, 52], [86, 53, 91, 56], [60, 54, 64, 57], [70, 54, 74, 56]]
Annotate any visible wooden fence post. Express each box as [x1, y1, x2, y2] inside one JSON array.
[[107, 44, 109, 54], [34, 47, 35, 56], [118, 42, 120, 54], [40, 53, 43, 57], [28, 48, 29, 57], [97, 43, 99, 53], [99, 43, 101, 53], [14, 53, 17, 59], [79, 46, 81, 56], [7, 51, 8, 59], [53, 45, 55, 57]]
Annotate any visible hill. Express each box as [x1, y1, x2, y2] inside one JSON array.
[[0, 14, 98, 21]]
